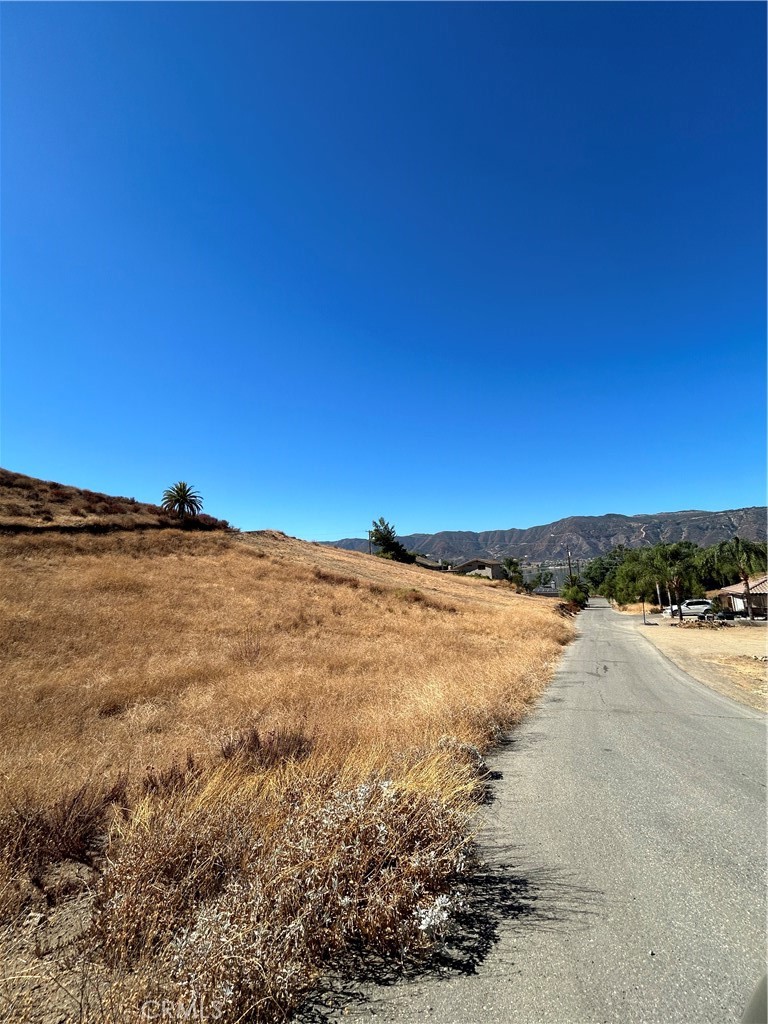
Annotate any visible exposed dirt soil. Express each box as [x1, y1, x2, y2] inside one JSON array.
[[636, 617, 767, 711]]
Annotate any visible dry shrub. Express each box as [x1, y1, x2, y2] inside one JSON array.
[[141, 754, 204, 799], [0, 776, 128, 879], [396, 588, 457, 612], [4, 472, 35, 489], [218, 725, 313, 767], [92, 754, 473, 1021], [228, 627, 269, 665], [314, 567, 361, 588]]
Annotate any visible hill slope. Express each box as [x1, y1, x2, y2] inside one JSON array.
[[327, 507, 767, 563], [0, 468, 229, 531], [0, 524, 572, 1020]]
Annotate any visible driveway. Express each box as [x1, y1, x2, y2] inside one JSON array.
[[326, 597, 766, 1023]]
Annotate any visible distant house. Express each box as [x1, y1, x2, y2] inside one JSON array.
[[448, 558, 505, 580], [414, 555, 445, 571], [717, 575, 768, 617]]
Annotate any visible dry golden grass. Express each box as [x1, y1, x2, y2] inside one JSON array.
[[614, 601, 661, 615], [0, 529, 571, 797], [0, 527, 574, 1021]]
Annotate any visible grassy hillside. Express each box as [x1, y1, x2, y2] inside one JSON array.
[[0, 468, 230, 531], [0, 515, 573, 1022]]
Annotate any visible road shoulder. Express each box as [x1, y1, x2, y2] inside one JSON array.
[[630, 616, 767, 713]]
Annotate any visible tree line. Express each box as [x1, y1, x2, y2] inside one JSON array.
[[583, 537, 767, 620]]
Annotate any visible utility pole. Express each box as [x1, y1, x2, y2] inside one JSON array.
[[368, 530, 372, 555], [566, 549, 573, 585]]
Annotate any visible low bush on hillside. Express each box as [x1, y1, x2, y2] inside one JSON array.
[[395, 588, 458, 613]]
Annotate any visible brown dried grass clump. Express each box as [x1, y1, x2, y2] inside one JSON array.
[[89, 753, 474, 1020], [0, 527, 573, 1021]]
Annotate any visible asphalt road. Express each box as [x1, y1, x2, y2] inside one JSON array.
[[331, 598, 767, 1024]]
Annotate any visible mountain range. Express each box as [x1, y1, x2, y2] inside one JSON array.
[[325, 507, 767, 564]]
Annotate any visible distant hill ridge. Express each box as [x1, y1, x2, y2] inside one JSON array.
[[326, 508, 767, 563]]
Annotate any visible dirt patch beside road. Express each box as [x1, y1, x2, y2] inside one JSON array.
[[636, 618, 767, 711]]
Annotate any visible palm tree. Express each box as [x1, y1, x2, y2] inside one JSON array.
[[649, 543, 698, 621], [161, 481, 204, 522], [716, 537, 768, 621]]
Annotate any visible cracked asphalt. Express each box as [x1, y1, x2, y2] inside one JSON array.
[[327, 598, 766, 1023]]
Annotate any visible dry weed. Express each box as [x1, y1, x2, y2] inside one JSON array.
[[91, 754, 474, 1022]]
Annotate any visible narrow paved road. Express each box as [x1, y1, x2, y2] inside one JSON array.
[[334, 598, 767, 1023]]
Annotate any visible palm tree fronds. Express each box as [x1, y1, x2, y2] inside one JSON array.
[[161, 481, 204, 520]]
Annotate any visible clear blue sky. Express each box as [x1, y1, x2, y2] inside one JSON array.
[[2, 2, 765, 539]]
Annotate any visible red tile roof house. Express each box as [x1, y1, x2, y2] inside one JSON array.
[[718, 575, 768, 619]]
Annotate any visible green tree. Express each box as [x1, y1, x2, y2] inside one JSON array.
[[502, 557, 525, 588], [561, 578, 589, 608], [161, 481, 204, 522], [370, 517, 396, 550], [370, 518, 415, 564], [716, 537, 768, 621], [531, 568, 554, 589], [610, 549, 659, 606], [583, 547, 629, 597]]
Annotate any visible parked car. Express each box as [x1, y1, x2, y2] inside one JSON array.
[[679, 599, 712, 617], [663, 600, 712, 618]]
